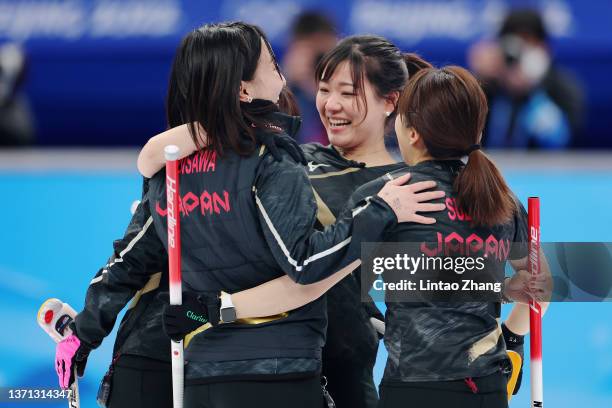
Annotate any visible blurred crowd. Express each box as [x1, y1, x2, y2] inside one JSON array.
[[0, 7, 586, 150], [283, 8, 584, 149]]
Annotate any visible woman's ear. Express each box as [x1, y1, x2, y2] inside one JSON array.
[[410, 128, 428, 151], [239, 81, 253, 103], [407, 127, 420, 146], [384, 91, 400, 115]]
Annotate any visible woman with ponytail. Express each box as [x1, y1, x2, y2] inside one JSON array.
[[347, 65, 550, 408], [138, 35, 437, 408], [97, 22, 448, 408], [58, 23, 448, 408], [398, 66, 514, 228], [137, 35, 541, 407]]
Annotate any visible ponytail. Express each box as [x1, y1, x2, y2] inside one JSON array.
[[403, 53, 433, 78], [398, 65, 515, 227], [454, 150, 515, 227]]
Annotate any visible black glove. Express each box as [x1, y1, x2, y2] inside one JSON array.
[[158, 291, 221, 341], [74, 344, 90, 378], [255, 131, 307, 165], [68, 323, 91, 377], [502, 322, 524, 395]]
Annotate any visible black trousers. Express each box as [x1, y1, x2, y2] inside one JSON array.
[[322, 359, 378, 408], [378, 372, 508, 408], [108, 354, 173, 408], [184, 376, 323, 408]]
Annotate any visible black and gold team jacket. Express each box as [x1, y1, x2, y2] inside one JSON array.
[[347, 160, 528, 383], [146, 112, 400, 383], [301, 143, 404, 368], [72, 114, 399, 383], [73, 177, 171, 362]]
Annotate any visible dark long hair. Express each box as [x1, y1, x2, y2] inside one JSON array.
[[398, 66, 515, 227], [278, 86, 300, 117], [314, 35, 431, 126], [166, 22, 284, 156]]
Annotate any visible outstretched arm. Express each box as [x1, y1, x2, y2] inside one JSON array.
[[137, 122, 307, 177], [137, 124, 200, 177], [74, 178, 168, 348], [504, 252, 551, 335], [232, 260, 360, 318], [255, 157, 445, 284]]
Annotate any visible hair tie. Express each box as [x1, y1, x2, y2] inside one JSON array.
[[466, 144, 481, 155]]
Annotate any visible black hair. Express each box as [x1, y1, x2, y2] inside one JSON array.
[[499, 9, 548, 41], [314, 35, 431, 125], [291, 11, 336, 39], [398, 66, 515, 227], [166, 21, 282, 156]]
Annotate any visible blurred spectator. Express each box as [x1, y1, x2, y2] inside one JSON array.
[[468, 9, 584, 149], [282, 11, 338, 144], [0, 42, 35, 146]]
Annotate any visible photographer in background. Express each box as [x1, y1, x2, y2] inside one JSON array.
[[282, 11, 338, 144], [468, 9, 584, 149], [0, 42, 35, 146]]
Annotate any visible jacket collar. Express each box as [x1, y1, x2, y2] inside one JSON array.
[[268, 111, 302, 138], [249, 99, 302, 138], [328, 144, 366, 168], [302, 143, 366, 170]]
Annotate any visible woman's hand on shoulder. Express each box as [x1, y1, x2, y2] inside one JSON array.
[[377, 173, 446, 224]]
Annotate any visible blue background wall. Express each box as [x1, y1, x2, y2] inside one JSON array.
[[0, 0, 611, 147]]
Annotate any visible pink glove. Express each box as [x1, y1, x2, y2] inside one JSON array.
[[55, 334, 81, 389]]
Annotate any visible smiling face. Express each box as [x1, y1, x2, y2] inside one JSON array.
[[315, 61, 392, 151]]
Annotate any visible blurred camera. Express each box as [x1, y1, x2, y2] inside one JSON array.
[[499, 34, 550, 84], [500, 35, 524, 67], [0, 43, 26, 105]]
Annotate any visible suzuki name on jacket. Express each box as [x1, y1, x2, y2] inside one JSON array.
[[156, 151, 232, 218], [420, 197, 511, 262]]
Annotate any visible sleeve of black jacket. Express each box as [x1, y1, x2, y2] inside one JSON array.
[[73, 178, 168, 349], [254, 153, 397, 284]]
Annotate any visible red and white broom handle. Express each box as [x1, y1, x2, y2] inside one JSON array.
[[165, 145, 184, 408], [528, 197, 543, 407]]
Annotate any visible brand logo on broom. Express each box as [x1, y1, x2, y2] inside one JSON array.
[[529, 226, 539, 274], [166, 175, 178, 249]]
